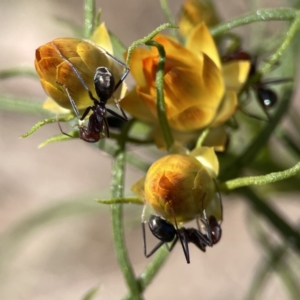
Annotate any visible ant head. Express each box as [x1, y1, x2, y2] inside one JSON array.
[[148, 215, 176, 243], [209, 216, 222, 244], [256, 87, 277, 109], [94, 67, 115, 102]]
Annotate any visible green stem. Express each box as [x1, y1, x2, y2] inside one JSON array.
[[246, 217, 300, 300], [219, 161, 300, 191], [123, 247, 169, 300], [126, 23, 177, 66], [219, 87, 292, 181], [260, 13, 300, 75], [145, 40, 174, 150], [242, 187, 300, 253], [20, 114, 75, 138], [211, 8, 299, 36], [0, 95, 48, 115], [196, 128, 210, 148], [110, 120, 142, 299], [84, 0, 95, 39], [96, 197, 143, 205], [0, 67, 37, 79], [159, 0, 178, 39], [211, 9, 300, 76]]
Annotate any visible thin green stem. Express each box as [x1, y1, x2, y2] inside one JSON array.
[[20, 114, 75, 138], [159, 0, 178, 39], [123, 247, 169, 300], [219, 161, 300, 191], [219, 87, 292, 181], [0, 95, 48, 115], [211, 9, 300, 77], [38, 131, 78, 148], [242, 187, 300, 253], [84, 0, 95, 39], [260, 13, 300, 75], [0, 67, 37, 79], [196, 128, 210, 148], [126, 23, 177, 66], [110, 120, 142, 299], [246, 217, 300, 300], [145, 40, 174, 150], [96, 197, 143, 205], [211, 8, 299, 36]]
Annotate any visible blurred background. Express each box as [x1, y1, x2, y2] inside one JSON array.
[[0, 0, 299, 299]]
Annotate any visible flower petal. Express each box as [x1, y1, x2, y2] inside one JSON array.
[[186, 22, 221, 69], [128, 48, 153, 87], [166, 54, 224, 130], [203, 126, 228, 152], [43, 97, 70, 114], [131, 176, 146, 201], [154, 35, 200, 67], [211, 90, 237, 126], [190, 146, 219, 176], [222, 60, 250, 90], [120, 88, 156, 123], [90, 23, 113, 54]]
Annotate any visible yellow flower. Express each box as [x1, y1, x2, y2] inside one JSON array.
[[35, 23, 127, 114], [121, 22, 250, 136], [132, 147, 222, 223]]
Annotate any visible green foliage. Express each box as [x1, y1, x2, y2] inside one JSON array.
[[1, 0, 300, 299]]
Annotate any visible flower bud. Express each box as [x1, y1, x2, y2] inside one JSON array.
[[144, 154, 216, 223], [35, 24, 126, 113]]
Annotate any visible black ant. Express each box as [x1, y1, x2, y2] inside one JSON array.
[[51, 40, 129, 143], [142, 214, 222, 264], [222, 49, 290, 120]]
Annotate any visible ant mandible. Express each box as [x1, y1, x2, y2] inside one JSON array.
[[142, 214, 222, 264], [52, 41, 129, 143]]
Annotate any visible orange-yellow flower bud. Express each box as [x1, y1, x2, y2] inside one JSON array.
[[35, 35, 126, 113], [143, 154, 216, 223]]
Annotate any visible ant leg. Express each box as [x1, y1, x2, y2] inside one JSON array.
[[142, 220, 166, 257], [57, 115, 74, 139], [88, 90, 99, 103], [80, 106, 93, 121], [51, 42, 90, 92], [114, 65, 130, 91], [56, 81, 81, 119], [103, 51, 130, 92], [106, 108, 128, 122], [113, 97, 128, 121], [104, 116, 110, 138], [172, 217, 191, 264]]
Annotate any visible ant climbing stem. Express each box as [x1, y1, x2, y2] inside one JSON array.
[[51, 40, 130, 142]]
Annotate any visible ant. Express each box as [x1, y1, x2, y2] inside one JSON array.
[[142, 214, 222, 264], [51, 40, 129, 143], [222, 49, 290, 120]]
